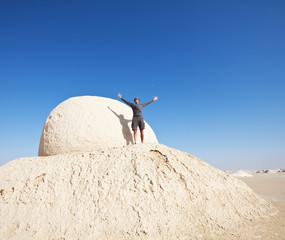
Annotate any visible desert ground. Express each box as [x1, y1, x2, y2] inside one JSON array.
[[235, 172, 285, 240]]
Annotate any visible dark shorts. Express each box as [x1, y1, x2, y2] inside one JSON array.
[[132, 116, 145, 130]]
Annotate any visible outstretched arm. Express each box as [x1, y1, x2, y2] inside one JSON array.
[[118, 93, 133, 106], [142, 96, 158, 107]]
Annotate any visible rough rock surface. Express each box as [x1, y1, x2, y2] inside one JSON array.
[[38, 96, 158, 156], [264, 170, 276, 174], [0, 143, 278, 240]]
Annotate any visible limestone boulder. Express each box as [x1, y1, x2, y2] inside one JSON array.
[[38, 96, 158, 156]]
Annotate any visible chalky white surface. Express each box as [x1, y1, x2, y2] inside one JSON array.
[[38, 96, 158, 156], [231, 170, 253, 177], [0, 143, 277, 239]]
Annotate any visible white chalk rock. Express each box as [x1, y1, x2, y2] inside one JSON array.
[[264, 170, 276, 174], [38, 96, 158, 156], [231, 170, 253, 177], [0, 144, 278, 239]]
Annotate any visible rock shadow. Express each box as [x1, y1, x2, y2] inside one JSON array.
[[108, 107, 133, 145]]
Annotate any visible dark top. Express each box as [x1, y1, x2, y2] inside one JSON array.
[[121, 98, 154, 117]]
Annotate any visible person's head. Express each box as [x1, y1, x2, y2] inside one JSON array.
[[134, 97, 140, 104]]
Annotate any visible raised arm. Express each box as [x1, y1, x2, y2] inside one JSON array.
[[118, 93, 133, 107], [142, 96, 158, 107]]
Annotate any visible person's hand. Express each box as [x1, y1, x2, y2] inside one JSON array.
[[153, 96, 158, 101], [118, 93, 122, 99]]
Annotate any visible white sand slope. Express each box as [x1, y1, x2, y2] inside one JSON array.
[[38, 96, 158, 156], [0, 143, 278, 240]]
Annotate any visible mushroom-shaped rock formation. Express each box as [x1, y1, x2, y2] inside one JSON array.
[[38, 96, 158, 156]]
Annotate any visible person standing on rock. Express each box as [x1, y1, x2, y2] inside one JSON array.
[[118, 93, 158, 144]]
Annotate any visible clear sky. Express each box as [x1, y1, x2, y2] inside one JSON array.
[[0, 0, 284, 170]]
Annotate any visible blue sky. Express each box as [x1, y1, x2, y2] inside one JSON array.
[[0, 0, 284, 170]]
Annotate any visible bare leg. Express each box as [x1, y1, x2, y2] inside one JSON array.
[[140, 129, 144, 143], [133, 130, 137, 144]]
